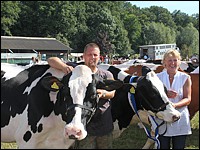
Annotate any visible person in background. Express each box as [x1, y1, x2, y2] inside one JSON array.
[[35, 58, 39, 64], [37, 52, 41, 62], [47, 43, 115, 149], [104, 55, 109, 64], [143, 54, 149, 60], [156, 49, 192, 149], [30, 57, 36, 65]]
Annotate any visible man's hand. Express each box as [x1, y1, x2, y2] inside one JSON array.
[[97, 89, 107, 99], [47, 57, 74, 74], [62, 65, 74, 74]]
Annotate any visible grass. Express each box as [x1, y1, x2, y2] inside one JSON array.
[[113, 111, 199, 149], [1, 111, 199, 149], [185, 111, 199, 149]]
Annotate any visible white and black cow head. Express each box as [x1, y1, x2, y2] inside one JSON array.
[[1, 63, 123, 147], [40, 65, 123, 140], [134, 66, 180, 122], [98, 65, 181, 129]]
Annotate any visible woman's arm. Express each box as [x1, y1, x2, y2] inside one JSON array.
[[173, 77, 192, 108]]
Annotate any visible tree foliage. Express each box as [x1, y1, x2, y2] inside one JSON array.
[[1, 1, 21, 35], [1, 1, 199, 59], [144, 22, 176, 45], [176, 23, 199, 58]]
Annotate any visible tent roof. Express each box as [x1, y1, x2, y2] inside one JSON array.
[[1, 36, 72, 52]]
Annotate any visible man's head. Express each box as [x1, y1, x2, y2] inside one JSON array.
[[83, 43, 100, 70]]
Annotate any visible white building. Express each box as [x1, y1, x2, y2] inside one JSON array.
[[139, 43, 179, 60]]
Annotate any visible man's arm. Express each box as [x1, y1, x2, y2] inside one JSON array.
[[97, 70, 116, 99], [47, 57, 74, 74], [97, 89, 115, 99]]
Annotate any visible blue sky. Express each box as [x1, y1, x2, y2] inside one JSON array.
[[128, 1, 199, 15]]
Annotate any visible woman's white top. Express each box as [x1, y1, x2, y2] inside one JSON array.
[[156, 70, 192, 136]]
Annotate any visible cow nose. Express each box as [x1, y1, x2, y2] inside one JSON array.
[[69, 135, 78, 140], [172, 115, 180, 122]]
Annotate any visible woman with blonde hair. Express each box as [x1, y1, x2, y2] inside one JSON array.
[[156, 49, 192, 149]]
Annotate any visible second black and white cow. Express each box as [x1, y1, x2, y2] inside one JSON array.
[[98, 64, 181, 148], [1, 63, 123, 148], [99, 64, 180, 124]]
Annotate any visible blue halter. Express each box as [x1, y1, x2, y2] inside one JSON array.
[[129, 76, 160, 149]]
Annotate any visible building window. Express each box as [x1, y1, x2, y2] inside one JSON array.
[[160, 46, 165, 49]]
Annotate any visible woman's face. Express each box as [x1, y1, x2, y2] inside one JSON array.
[[164, 56, 180, 73]]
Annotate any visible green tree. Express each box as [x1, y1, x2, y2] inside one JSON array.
[[143, 22, 176, 44], [176, 23, 199, 58], [141, 6, 176, 29], [12, 1, 77, 44], [68, 1, 88, 51], [1, 1, 198, 58], [172, 10, 193, 28], [148, 6, 176, 28], [191, 13, 199, 31], [1, 1, 21, 35], [123, 14, 142, 53], [77, 2, 132, 56]]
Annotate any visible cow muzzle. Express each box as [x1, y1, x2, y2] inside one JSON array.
[[172, 114, 180, 122], [65, 123, 87, 140], [156, 109, 181, 123]]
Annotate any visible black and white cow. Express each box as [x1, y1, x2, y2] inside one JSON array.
[[98, 64, 181, 148], [99, 64, 181, 124], [1, 63, 123, 149]]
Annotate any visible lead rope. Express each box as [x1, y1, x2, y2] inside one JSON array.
[[128, 76, 161, 149], [148, 115, 166, 149]]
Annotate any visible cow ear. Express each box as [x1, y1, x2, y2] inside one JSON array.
[[41, 76, 64, 92], [142, 66, 151, 76], [122, 83, 135, 93], [97, 79, 123, 91]]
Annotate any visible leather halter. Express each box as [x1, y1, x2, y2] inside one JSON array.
[[137, 90, 170, 113], [65, 94, 100, 124], [135, 75, 170, 113]]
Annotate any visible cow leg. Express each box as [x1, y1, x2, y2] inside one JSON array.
[[130, 110, 156, 149], [142, 130, 155, 149], [130, 110, 150, 125], [112, 121, 126, 139]]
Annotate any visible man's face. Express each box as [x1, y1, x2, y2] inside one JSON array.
[[83, 47, 100, 68]]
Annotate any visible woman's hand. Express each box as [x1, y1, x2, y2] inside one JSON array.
[[167, 90, 178, 98]]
